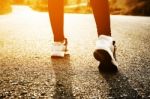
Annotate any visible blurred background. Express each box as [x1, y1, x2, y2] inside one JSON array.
[[0, 0, 150, 16]]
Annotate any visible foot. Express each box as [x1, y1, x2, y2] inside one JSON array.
[[51, 38, 68, 58], [93, 35, 118, 72]]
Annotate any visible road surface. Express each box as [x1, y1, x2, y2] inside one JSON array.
[[0, 6, 150, 99]]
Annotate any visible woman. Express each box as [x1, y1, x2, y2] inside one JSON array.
[[48, 0, 118, 72]]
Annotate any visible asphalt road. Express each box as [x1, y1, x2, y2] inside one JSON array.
[[0, 6, 150, 99]]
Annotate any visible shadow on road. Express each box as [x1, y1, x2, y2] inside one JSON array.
[[51, 56, 75, 99], [100, 71, 142, 98]]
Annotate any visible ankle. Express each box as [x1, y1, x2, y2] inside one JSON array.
[[98, 33, 111, 37], [54, 38, 65, 42]]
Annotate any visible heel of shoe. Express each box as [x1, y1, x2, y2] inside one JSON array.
[[93, 49, 111, 63], [51, 51, 65, 58], [94, 49, 118, 72]]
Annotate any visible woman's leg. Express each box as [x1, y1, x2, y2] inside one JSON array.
[[90, 0, 111, 36], [48, 0, 65, 42]]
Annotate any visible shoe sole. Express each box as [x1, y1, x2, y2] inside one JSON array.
[[51, 51, 70, 58], [93, 49, 118, 72]]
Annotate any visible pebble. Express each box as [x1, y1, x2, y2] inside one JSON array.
[[41, 92, 46, 96], [108, 96, 115, 99], [20, 91, 28, 96], [0, 80, 2, 84], [122, 93, 127, 97], [12, 82, 18, 85], [31, 96, 36, 99], [90, 96, 99, 99], [0, 93, 6, 98], [39, 96, 48, 98]]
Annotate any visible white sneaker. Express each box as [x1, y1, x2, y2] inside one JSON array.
[[93, 35, 118, 72], [51, 38, 68, 58]]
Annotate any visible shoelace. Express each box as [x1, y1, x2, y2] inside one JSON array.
[[113, 41, 117, 60]]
